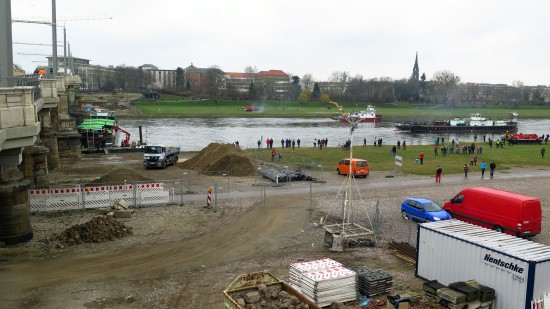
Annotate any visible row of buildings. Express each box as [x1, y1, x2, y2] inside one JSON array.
[[21, 55, 549, 104], [42, 56, 292, 99]]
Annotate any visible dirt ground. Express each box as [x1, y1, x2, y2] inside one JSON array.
[[1, 151, 550, 309]]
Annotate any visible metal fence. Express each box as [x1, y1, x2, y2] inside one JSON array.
[[0, 75, 42, 101], [32, 168, 418, 246]]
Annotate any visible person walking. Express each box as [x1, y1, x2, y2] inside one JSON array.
[[435, 165, 443, 183], [542, 146, 546, 158], [480, 161, 487, 179], [271, 148, 276, 161], [463, 163, 469, 178], [419, 152, 425, 165], [490, 161, 496, 179]]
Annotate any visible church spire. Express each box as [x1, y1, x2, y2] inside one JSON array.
[[411, 52, 419, 82]]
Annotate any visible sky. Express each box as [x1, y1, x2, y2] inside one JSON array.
[[9, 0, 550, 86]]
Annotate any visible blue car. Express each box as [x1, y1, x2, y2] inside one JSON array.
[[401, 198, 451, 222]]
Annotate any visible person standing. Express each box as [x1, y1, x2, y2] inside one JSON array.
[[435, 166, 443, 183], [489, 161, 496, 179], [297, 139, 301, 147], [271, 148, 276, 161], [480, 161, 487, 179], [402, 140, 406, 150], [463, 163, 469, 178], [419, 152, 425, 165], [542, 146, 546, 158], [363, 138, 367, 147]]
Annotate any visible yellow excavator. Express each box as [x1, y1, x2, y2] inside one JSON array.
[[328, 100, 349, 120]]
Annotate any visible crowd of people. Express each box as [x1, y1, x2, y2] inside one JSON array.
[[250, 132, 547, 182]]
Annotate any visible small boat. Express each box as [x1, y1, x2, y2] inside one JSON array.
[[397, 113, 518, 133], [332, 105, 382, 123], [504, 133, 543, 144]]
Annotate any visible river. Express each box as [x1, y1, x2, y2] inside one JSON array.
[[116, 117, 550, 151]]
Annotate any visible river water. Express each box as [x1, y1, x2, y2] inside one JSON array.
[[117, 117, 550, 151]]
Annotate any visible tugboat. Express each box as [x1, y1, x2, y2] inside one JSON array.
[[396, 113, 518, 133]]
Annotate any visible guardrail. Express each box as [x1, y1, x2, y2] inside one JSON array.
[[0, 75, 42, 100]]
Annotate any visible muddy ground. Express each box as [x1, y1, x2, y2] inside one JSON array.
[[1, 151, 550, 309]]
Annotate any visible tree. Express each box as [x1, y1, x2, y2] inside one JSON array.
[[248, 81, 257, 100], [301, 73, 314, 90], [431, 70, 461, 105], [290, 76, 301, 100], [176, 67, 184, 90], [206, 66, 224, 100], [320, 93, 330, 104], [298, 90, 311, 103], [328, 71, 350, 99], [311, 82, 321, 100]]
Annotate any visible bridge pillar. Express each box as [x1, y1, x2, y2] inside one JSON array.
[[0, 151, 33, 246], [22, 145, 49, 188]]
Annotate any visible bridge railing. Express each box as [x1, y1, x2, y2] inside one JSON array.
[[0, 75, 42, 101]]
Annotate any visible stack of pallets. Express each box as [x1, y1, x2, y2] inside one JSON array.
[[348, 266, 393, 297], [299, 266, 357, 307], [289, 258, 356, 307]]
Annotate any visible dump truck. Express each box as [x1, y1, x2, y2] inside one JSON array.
[[223, 271, 319, 309], [143, 145, 180, 169]]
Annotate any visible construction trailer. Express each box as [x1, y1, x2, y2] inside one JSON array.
[[416, 219, 550, 309]]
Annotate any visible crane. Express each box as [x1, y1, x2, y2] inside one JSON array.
[[328, 100, 348, 116]]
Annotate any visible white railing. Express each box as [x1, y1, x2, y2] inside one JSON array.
[[28, 183, 169, 212]]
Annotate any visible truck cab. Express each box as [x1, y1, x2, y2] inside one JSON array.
[[143, 145, 180, 169]]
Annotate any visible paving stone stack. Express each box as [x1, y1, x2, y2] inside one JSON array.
[[423, 280, 446, 301], [298, 266, 357, 307], [424, 279, 495, 309], [289, 258, 342, 291], [348, 266, 393, 297], [465, 280, 495, 309]]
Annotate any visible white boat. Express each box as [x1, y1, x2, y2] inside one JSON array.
[[333, 105, 382, 123]]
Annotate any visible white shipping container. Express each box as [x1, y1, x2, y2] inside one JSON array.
[[416, 220, 550, 309]]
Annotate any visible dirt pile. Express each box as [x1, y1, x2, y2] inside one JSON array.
[[89, 166, 151, 185], [53, 216, 133, 244], [178, 143, 256, 176]]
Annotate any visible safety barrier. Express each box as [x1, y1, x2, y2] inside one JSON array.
[[28, 183, 169, 212]]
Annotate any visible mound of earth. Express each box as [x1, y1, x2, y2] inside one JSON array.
[[177, 143, 256, 176], [53, 216, 133, 244], [89, 166, 151, 185]]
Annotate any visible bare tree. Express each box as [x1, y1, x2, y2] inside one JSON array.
[[301, 73, 314, 90], [328, 71, 350, 98], [431, 70, 461, 105], [206, 65, 224, 100]]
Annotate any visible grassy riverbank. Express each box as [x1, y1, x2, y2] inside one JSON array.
[[246, 142, 549, 176], [132, 96, 550, 119]]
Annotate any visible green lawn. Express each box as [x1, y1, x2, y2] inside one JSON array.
[[132, 97, 550, 119], [246, 143, 549, 176]]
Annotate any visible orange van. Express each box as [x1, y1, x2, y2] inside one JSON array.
[[443, 187, 541, 237], [336, 158, 369, 177]]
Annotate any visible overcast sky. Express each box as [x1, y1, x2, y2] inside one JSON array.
[[10, 0, 550, 86]]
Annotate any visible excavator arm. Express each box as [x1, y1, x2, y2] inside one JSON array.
[[328, 101, 349, 116], [114, 126, 131, 147]]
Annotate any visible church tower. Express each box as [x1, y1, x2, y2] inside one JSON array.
[[411, 52, 419, 82]]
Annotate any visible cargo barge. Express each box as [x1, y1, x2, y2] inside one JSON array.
[[396, 113, 518, 133]]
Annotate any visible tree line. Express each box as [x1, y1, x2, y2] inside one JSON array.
[[94, 66, 549, 106]]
